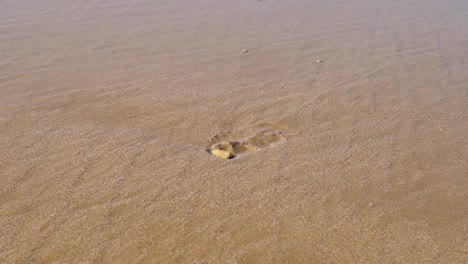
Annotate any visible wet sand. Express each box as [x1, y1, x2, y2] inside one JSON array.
[[1, 0, 467, 262]]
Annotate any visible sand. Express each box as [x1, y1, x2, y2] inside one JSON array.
[[1, 0, 467, 263]]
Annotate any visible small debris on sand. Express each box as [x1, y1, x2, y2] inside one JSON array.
[[316, 59, 323, 63], [241, 49, 249, 53]]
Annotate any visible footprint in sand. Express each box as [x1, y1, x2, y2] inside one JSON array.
[[207, 125, 291, 159], [209, 141, 258, 159]]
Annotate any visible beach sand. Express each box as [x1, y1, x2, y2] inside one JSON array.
[[1, 0, 467, 262]]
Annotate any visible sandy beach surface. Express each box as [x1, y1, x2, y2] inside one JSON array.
[[1, 0, 467, 263]]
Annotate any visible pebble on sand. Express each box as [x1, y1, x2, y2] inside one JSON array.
[[241, 49, 249, 53], [316, 59, 323, 63]]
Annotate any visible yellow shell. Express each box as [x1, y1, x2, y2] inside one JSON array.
[[210, 149, 233, 159]]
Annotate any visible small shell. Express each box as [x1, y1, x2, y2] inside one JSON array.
[[211, 149, 233, 159], [212, 142, 235, 153]]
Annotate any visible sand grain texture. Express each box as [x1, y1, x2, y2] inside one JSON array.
[[1, 0, 468, 263]]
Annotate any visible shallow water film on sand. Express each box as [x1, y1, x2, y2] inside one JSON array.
[[1, 0, 467, 262]]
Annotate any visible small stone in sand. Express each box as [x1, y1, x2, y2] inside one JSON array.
[[316, 59, 323, 63], [241, 49, 248, 53]]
